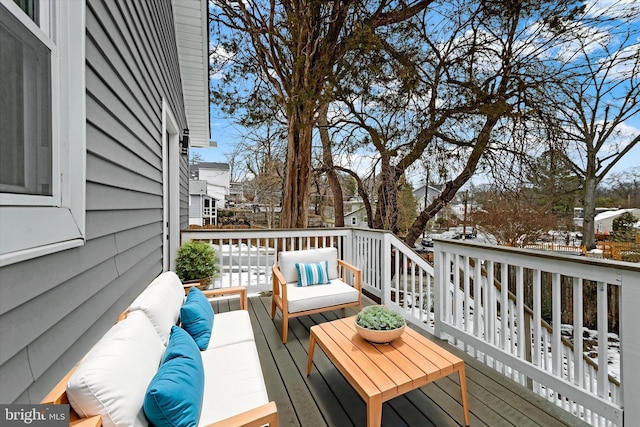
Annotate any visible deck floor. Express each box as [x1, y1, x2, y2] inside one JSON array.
[[212, 295, 587, 427]]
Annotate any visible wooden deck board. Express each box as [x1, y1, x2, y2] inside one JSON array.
[[214, 295, 587, 427]]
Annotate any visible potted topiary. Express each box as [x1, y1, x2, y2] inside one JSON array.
[[175, 241, 219, 290], [355, 305, 406, 344]]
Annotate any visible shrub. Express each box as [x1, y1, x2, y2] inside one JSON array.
[[356, 306, 405, 330], [175, 241, 218, 286]]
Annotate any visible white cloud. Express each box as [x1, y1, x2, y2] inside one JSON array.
[[584, 0, 640, 22]]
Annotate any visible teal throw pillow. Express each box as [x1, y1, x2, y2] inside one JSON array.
[[295, 261, 331, 287], [180, 287, 214, 350], [144, 326, 204, 427]]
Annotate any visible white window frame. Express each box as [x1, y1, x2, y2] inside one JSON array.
[[0, 0, 86, 266]]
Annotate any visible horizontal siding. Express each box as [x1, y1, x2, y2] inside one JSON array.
[[0, 0, 191, 403]]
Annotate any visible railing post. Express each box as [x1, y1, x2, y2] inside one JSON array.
[[381, 232, 392, 305], [345, 228, 354, 266], [620, 269, 640, 425], [433, 243, 446, 340]]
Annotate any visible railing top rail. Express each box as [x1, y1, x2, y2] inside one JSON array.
[[435, 239, 640, 284], [181, 228, 353, 239]]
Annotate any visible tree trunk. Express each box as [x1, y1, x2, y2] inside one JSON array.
[[318, 103, 345, 227], [582, 175, 598, 250], [373, 154, 400, 234], [280, 108, 314, 228], [404, 114, 503, 245]]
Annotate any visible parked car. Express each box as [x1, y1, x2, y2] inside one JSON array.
[[421, 236, 434, 247]]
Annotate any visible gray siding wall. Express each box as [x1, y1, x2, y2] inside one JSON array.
[[0, 0, 190, 403], [190, 195, 202, 220]]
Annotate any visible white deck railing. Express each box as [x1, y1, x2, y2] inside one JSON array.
[[180, 228, 640, 426]]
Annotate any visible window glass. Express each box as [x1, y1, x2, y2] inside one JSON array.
[[0, 6, 52, 195], [13, 0, 37, 24]]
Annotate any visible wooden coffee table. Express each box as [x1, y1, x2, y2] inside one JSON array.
[[307, 316, 470, 427]]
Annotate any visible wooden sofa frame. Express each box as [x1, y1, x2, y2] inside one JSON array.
[[41, 285, 278, 427], [271, 259, 362, 343]]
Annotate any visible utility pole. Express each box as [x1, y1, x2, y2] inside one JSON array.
[[422, 164, 430, 239], [462, 190, 468, 240]]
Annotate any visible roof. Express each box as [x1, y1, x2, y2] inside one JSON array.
[[192, 162, 230, 171], [172, 0, 211, 148], [189, 180, 208, 194], [594, 208, 640, 222]]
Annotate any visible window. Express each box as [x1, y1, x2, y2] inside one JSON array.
[[0, 0, 85, 266]]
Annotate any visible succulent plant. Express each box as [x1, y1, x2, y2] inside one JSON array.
[[356, 305, 405, 330]]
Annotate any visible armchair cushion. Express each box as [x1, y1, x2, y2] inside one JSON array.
[[180, 287, 214, 350], [286, 278, 359, 313], [144, 326, 205, 427], [278, 247, 339, 283], [295, 261, 331, 287]]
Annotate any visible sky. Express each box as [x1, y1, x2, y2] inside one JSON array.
[[197, 0, 640, 187]]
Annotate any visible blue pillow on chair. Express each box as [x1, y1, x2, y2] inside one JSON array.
[[295, 261, 331, 287], [180, 287, 214, 350], [144, 326, 204, 427]]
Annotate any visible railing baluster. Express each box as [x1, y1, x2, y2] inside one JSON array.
[[500, 262, 509, 356], [574, 277, 584, 388], [533, 269, 542, 371], [597, 281, 607, 399], [551, 273, 562, 379], [487, 261, 495, 346], [516, 266, 525, 365]]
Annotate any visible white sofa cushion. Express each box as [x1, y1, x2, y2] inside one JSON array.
[[206, 310, 254, 350], [128, 271, 185, 345], [278, 247, 339, 283], [198, 342, 269, 426], [286, 278, 359, 313], [67, 310, 165, 427]]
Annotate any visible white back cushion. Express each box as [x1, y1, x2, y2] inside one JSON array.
[[67, 310, 164, 427], [128, 271, 185, 345], [278, 247, 339, 283]]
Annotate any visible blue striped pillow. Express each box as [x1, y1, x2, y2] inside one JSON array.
[[295, 261, 331, 287]]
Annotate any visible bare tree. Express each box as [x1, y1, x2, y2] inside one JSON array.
[[472, 190, 558, 247], [210, 1, 432, 228], [554, 28, 640, 249], [326, 0, 583, 243]]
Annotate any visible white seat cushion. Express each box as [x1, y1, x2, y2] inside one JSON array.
[[205, 310, 254, 350], [198, 342, 269, 426], [286, 279, 359, 313], [128, 271, 185, 345], [278, 247, 339, 283], [67, 311, 165, 427]]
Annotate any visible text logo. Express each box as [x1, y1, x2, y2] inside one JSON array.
[[1, 405, 68, 426]]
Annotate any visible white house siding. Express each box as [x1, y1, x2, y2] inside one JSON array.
[[0, 0, 191, 403], [595, 208, 640, 234]]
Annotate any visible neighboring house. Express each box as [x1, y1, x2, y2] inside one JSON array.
[[228, 181, 245, 205], [594, 208, 640, 234], [0, 0, 210, 403], [573, 207, 619, 229], [191, 162, 230, 206], [413, 184, 443, 210], [189, 180, 218, 226], [344, 206, 369, 228]]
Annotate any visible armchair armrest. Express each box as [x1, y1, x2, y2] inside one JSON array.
[[337, 259, 362, 291], [205, 401, 278, 427], [271, 266, 288, 303]]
